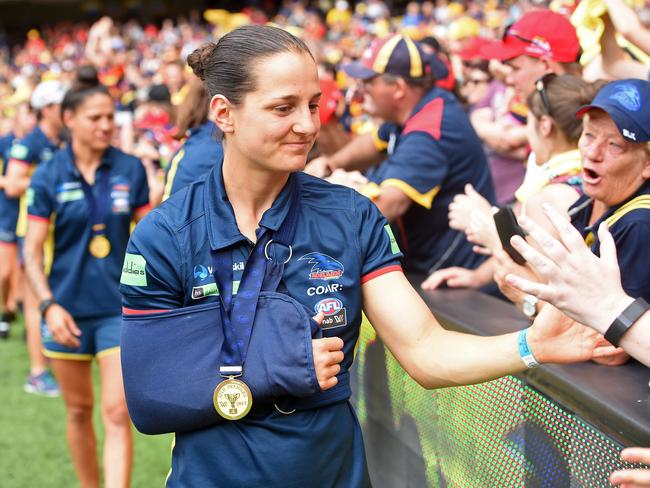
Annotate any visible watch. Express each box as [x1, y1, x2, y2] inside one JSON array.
[[522, 294, 539, 319], [604, 297, 649, 347], [39, 298, 57, 316]]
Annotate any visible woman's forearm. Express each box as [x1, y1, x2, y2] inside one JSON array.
[[24, 241, 53, 302]]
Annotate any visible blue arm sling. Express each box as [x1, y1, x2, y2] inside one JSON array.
[[121, 176, 349, 434]]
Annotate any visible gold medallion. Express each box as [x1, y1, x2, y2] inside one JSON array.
[[88, 235, 111, 259], [213, 378, 253, 420]]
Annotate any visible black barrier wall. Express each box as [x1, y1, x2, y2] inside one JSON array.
[[350, 282, 650, 487]]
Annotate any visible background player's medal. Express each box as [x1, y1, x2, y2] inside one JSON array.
[[89, 235, 111, 258], [213, 377, 253, 420]]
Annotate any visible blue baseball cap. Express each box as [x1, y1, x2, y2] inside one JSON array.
[[576, 79, 650, 143]]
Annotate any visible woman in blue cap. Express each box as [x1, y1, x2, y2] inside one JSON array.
[[23, 66, 150, 488], [119, 25, 603, 487]]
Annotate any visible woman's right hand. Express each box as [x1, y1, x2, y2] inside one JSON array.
[[311, 312, 344, 390], [45, 304, 81, 348]]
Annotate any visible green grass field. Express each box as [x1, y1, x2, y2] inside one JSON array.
[[0, 316, 173, 487]]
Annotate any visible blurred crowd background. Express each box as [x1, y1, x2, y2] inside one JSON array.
[[1, 0, 648, 205]]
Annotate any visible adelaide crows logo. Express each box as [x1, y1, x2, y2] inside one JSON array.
[[298, 252, 344, 280], [610, 85, 641, 112], [193, 265, 210, 281]]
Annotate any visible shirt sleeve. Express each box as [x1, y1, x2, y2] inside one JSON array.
[[372, 122, 393, 152], [26, 164, 54, 221], [354, 192, 403, 283], [368, 131, 447, 210], [609, 220, 650, 302], [8, 137, 35, 165], [131, 158, 150, 211], [120, 210, 185, 311]]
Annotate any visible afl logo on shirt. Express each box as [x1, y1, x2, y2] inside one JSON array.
[[314, 298, 347, 329], [299, 252, 344, 280], [315, 298, 343, 316]]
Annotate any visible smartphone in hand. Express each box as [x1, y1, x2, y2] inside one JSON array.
[[493, 206, 527, 265]]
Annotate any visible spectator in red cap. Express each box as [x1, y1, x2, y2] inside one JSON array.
[[481, 10, 582, 100], [458, 38, 528, 205]]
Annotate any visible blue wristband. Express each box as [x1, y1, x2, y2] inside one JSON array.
[[518, 328, 539, 368]]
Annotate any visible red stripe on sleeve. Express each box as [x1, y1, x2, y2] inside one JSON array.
[[122, 307, 173, 316], [27, 214, 50, 223], [360, 264, 403, 284]]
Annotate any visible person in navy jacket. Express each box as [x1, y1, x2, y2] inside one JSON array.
[[120, 25, 604, 487], [24, 66, 150, 488], [162, 75, 224, 200]]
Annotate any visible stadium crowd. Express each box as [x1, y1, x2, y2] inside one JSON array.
[[0, 0, 649, 486]]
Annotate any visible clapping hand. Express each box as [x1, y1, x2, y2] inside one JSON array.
[[504, 204, 633, 334]]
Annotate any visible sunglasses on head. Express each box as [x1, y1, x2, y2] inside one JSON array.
[[502, 23, 552, 56], [534, 73, 557, 116]]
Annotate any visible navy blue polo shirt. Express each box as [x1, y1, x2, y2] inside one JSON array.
[[163, 121, 223, 198], [28, 146, 150, 319], [0, 133, 19, 242], [364, 86, 495, 274], [121, 162, 402, 372], [7, 126, 61, 238], [570, 179, 650, 302]]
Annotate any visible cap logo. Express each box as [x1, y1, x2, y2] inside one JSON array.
[[622, 129, 637, 141], [610, 85, 641, 112]]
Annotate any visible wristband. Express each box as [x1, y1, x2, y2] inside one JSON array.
[[604, 297, 649, 347], [518, 328, 539, 368], [39, 298, 56, 317]]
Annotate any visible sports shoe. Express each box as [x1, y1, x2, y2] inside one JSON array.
[[0, 312, 14, 339], [24, 371, 61, 397], [0, 320, 9, 339]]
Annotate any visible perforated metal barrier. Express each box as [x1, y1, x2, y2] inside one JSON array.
[[351, 319, 647, 488]]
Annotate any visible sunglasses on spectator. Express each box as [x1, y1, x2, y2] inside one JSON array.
[[466, 77, 491, 85], [462, 59, 489, 70], [502, 23, 552, 56], [534, 73, 557, 116]]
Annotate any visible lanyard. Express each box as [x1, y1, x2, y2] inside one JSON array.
[[68, 146, 111, 239], [211, 177, 300, 378]]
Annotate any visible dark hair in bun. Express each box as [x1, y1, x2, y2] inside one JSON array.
[[61, 64, 111, 116], [187, 25, 313, 106]]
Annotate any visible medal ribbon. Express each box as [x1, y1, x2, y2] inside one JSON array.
[[69, 146, 112, 244], [211, 176, 301, 377]]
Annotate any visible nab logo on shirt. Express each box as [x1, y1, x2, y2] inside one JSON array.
[[314, 298, 347, 329], [299, 252, 344, 280]]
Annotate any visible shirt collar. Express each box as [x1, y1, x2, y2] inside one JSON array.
[[573, 178, 650, 235], [541, 149, 582, 175], [407, 86, 443, 124], [515, 149, 582, 203], [203, 159, 297, 251], [64, 145, 114, 178], [34, 125, 58, 148], [190, 121, 218, 138]]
